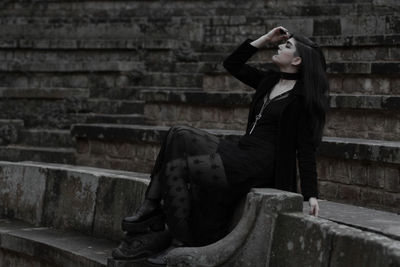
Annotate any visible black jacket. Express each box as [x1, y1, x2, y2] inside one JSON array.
[[222, 38, 319, 201]]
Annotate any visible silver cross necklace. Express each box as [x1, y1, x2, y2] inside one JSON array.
[[248, 89, 291, 135]]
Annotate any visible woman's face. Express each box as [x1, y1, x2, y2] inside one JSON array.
[[272, 37, 301, 69]]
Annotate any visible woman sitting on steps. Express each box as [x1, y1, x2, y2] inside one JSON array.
[[112, 26, 330, 266]]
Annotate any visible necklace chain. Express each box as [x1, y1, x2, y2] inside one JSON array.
[[248, 90, 291, 135]]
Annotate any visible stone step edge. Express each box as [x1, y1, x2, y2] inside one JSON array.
[[139, 90, 400, 110], [0, 119, 24, 125], [70, 123, 400, 164], [201, 61, 400, 75], [0, 87, 90, 99], [302, 200, 400, 241], [0, 61, 144, 72], [1, 34, 399, 50], [3, 144, 76, 153], [5, 0, 400, 10], [0, 61, 398, 75], [0, 218, 118, 267]]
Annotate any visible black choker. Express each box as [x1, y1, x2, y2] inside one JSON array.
[[279, 71, 301, 80]]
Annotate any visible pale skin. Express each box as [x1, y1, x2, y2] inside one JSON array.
[[250, 26, 320, 217]]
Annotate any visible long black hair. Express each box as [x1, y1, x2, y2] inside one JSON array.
[[290, 33, 330, 148]]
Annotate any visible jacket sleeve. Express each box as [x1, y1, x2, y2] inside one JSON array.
[[222, 38, 271, 90], [296, 108, 319, 201]]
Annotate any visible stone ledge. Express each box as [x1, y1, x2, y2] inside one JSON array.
[[164, 188, 400, 267], [0, 218, 117, 267], [303, 200, 400, 240], [1, 4, 398, 20], [0, 161, 149, 241], [71, 123, 243, 144], [201, 61, 400, 75], [1, 34, 398, 50], [0, 145, 76, 164], [139, 89, 400, 110], [19, 129, 75, 148], [0, 38, 179, 50], [0, 61, 144, 72], [0, 87, 90, 99], [71, 124, 400, 164]]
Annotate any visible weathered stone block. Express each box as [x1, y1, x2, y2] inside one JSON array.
[[329, 225, 400, 267], [270, 213, 332, 267], [367, 165, 385, 188], [384, 167, 400, 193], [360, 188, 384, 207], [0, 164, 46, 225], [318, 180, 338, 199], [337, 184, 360, 203], [93, 175, 149, 241], [41, 169, 98, 235]]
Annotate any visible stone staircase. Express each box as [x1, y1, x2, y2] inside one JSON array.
[[0, 0, 399, 265]]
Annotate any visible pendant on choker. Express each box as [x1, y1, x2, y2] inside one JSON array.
[[279, 71, 301, 80]]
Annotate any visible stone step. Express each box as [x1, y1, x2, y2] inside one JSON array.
[[70, 123, 400, 212], [0, 95, 144, 128], [18, 129, 74, 148], [75, 113, 146, 125], [0, 218, 118, 267], [3, 57, 398, 75], [139, 89, 400, 141], [0, 145, 76, 164], [199, 45, 400, 63], [83, 99, 145, 114], [0, 98, 86, 129], [0, 34, 398, 51], [0, 60, 144, 72], [3, 0, 398, 11], [0, 11, 398, 30], [302, 200, 400, 237], [89, 85, 200, 100], [0, 87, 90, 99], [0, 38, 180, 50], [1, 2, 399, 18], [200, 61, 400, 75], [205, 69, 400, 94], [71, 123, 400, 165], [0, 15, 398, 40], [0, 73, 135, 93]]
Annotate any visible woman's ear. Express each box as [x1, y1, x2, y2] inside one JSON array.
[[291, 56, 302, 67]]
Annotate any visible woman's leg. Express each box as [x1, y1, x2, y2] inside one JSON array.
[[150, 125, 228, 245]]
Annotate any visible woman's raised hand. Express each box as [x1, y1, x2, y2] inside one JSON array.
[[264, 26, 290, 44], [250, 26, 290, 49]]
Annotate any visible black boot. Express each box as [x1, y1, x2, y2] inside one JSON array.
[[146, 238, 187, 266], [122, 198, 165, 233], [112, 230, 172, 261]]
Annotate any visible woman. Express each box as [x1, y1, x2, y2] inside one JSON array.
[[112, 26, 330, 265]]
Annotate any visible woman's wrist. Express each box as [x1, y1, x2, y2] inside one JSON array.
[[250, 35, 271, 49]]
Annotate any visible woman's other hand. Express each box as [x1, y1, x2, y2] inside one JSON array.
[[250, 26, 290, 49], [308, 197, 319, 217], [265, 26, 290, 43]]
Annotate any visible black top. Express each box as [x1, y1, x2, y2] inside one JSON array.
[[221, 38, 319, 202], [217, 87, 295, 189]]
